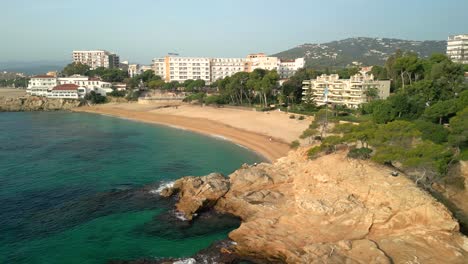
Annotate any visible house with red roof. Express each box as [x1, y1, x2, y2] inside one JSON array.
[[47, 84, 87, 99]]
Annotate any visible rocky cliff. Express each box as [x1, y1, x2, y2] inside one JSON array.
[[161, 150, 468, 263], [0, 96, 82, 112]]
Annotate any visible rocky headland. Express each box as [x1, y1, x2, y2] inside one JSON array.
[[0, 96, 82, 111], [159, 149, 468, 263]]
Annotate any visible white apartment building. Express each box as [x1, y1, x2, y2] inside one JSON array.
[[26, 75, 58, 96], [302, 71, 390, 108], [152, 58, 166, 78], [72, 50, 120, 69], [245, 53, 279, 72], [278, 58, 305, 79], [447, 34, 468, 64], [47, 84, 87, 99], [210, 58, 246, 82], [151, 54, 306, 84], [58, 75, 112, 95], [154, 56, 211, 83], [27, 75, 112, 97]]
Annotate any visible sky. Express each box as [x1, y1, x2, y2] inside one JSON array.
[[1, 0, 467, 64]]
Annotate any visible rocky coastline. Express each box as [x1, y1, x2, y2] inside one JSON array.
[[153, 149, 468, 263], [0, 96, 82, 112]]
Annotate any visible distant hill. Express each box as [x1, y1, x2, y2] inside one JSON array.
[[272, 37, 447, 68]]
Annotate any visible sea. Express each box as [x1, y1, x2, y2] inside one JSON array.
[[0, 111, 263, 264]]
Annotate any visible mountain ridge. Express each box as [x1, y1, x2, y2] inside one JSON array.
[[272, 37, 447, 68]]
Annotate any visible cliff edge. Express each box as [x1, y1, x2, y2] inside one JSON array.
[[0, 96, 82, 112], [162, 150, 468, 263]]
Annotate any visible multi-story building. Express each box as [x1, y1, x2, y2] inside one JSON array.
[[27, 75, 112, 97], [302, 71, 390, 108], [245, 53, 279, 72], [152, 56, 211, 83], [447, 34, 468, 64], [47, 84, 87, 99], [210, 58, 246, 82], [152, 58, 166, 77], [151, 54, 306, 84], [26, 75, 58, 96], [72, 50, 120, 69], [277, 58, 305, 79]]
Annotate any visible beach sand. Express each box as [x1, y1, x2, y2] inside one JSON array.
[[0, 88, 27, 98], [73, 103, 311, 162]]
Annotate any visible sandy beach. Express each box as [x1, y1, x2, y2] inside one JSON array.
[[73, 103, 311, 162], [0, 88, 27, 98]]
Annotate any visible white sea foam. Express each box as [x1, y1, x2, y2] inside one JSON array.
[[174, 210, 189, 221], [149, 181, 175, 195], [211, 134, 227, 140], [173, 258, 196, 264]]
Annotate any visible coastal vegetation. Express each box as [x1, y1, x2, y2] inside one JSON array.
[[297, 52, 467, 190]]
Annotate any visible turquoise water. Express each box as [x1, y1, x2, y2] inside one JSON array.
[[0, 112, 263, 264]]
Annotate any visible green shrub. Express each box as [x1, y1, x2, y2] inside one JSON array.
[[290, 140, 300, 149], [109, 89, 126, 97], [298, 116, 305, 120], [307, 146, 321, 159], [289, 114, 296, 119], [347, 147, 373, 160], [85, 91, 107, 104]]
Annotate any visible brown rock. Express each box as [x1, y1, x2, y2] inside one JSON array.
[[0, 96, 82, 112], [164, 150, 468, 263], [162, 172, 229, 220]]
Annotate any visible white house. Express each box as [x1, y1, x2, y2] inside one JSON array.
[[27, 75, 112, 98], [26, 75, 58, 96], [47, 84, 87, 99]]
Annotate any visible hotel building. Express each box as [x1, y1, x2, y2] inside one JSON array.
[[210, 58, 247, 82], [26, 75, 58, 96], [72, 50, 120, 69], [447, 34, 468, 64], [47, 84, 87, 99], [27, 75, 112, 98], [277, 58, 306, 79], [151, 54, 305, 84], [302, 71, 390, 108]]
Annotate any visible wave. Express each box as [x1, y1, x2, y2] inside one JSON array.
[[149, 181, 175, 195]]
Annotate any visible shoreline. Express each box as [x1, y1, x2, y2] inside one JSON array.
[[72, 105, 293, 162]]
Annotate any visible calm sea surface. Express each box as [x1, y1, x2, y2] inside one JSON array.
[[0, 112, 262, 264]]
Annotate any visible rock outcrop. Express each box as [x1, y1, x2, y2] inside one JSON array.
[[0, 96, 82, 111], [160, 173, 230, 220], [162, 150, 468, 263]]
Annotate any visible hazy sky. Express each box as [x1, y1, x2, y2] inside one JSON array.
[[1, 0, 467, 64]]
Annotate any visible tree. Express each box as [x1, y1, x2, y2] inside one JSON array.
[[148, 79, 165, 89], [448, 107, 468, 152], [423, 99, 458, 124], [84, 91, 106, 104], [63, 62, 90, 76], [394, 53, 424, 91]]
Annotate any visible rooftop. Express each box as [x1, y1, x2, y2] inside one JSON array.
[[52, 84, 80, 91]]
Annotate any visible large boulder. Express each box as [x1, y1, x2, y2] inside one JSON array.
[[163, 150, 468, 263], [160, 173, 230, 221]]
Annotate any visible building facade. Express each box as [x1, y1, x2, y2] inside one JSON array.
[[302, 71, 390, 108], [47, 84, 87, 99], [26, 75, 58, 96], [277, 58, 305, 79], [210, 58, 246, 82], [72, 50, 120, 69], [151, 54, 306, 84], [447, 34, 468, 64], [245, 53, 279, 72], [27, 75, 112, 97]]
